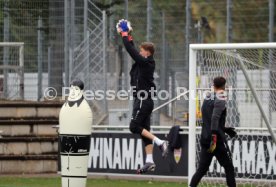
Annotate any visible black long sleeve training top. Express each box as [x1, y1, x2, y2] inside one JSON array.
[[122, 35, 156, 98], [200, 93, 227, 146]]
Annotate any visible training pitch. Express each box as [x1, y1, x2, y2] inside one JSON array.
[[0, 176, 260, 187], [0, 177, 186, 187]]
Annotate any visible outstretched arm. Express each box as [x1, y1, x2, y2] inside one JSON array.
[[116, 19, 148, 64], [121, 32, 147, 63]]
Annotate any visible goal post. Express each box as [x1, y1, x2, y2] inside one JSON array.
[[189, 43, 276, 186], [0, 42, 24, 100], [188, 46, 197, 183]]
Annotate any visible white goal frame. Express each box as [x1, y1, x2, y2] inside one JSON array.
[[0, 42, 24, 99], [188, 43, 276, 183]]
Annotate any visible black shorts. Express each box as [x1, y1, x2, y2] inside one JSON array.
[[130, 97, 154, 134]]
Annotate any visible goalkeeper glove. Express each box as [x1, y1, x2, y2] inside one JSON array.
[[119, 20, 128, 32], [225, 127, 237, 138], [116, 19, 124, 33], [116, 19, 133, 34], [207, 134, 217, 153]]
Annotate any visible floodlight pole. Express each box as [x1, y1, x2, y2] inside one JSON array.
[[147, 0, 152, 42], [226, 0, 233, 43], [3, 0, 10, 98]]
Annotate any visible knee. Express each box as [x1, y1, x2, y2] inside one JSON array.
[[129, 121, 142, 134]]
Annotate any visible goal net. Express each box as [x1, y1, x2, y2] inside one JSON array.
[[0, 42, 24, 100], [189, 43, 276, 186]]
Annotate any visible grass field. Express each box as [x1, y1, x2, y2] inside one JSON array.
[[0, 177, 186, 187], [0, 177, 262, 187]]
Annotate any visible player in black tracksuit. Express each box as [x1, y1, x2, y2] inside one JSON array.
[[117, 22, 168, 174], [190, 77, 236, 187]]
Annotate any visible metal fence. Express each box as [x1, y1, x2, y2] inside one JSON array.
[[70, 1, 108, 125], [0, 0, 274, 125]]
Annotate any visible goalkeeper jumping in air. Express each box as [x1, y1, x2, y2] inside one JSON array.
[[190, 77, 237, 187], [116, 19, 168, 174]]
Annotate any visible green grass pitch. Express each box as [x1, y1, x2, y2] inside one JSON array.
[[0, 177, 185, 187], [0, 177, 258, 187]]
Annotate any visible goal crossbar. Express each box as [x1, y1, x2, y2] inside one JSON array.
[[190, 42, 276, 50]]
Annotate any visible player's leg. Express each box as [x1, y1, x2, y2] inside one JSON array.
[[142, 115, 154, 163], [129, 98, 145, 135], [129, 98, 168, 153], [137, 115, 156, 174], [215, 142, 236, 187], [134, 98, 168, 174], [190, 145, 213, 187], [141, 129, 164, 146], [141, 128, 168, 158], [136, 97, 158, 142], [130, 98, 155, 174], [140, 98, 168, 157]]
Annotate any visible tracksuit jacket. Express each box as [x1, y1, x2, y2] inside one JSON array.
[[122, 35, 156, 98]]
